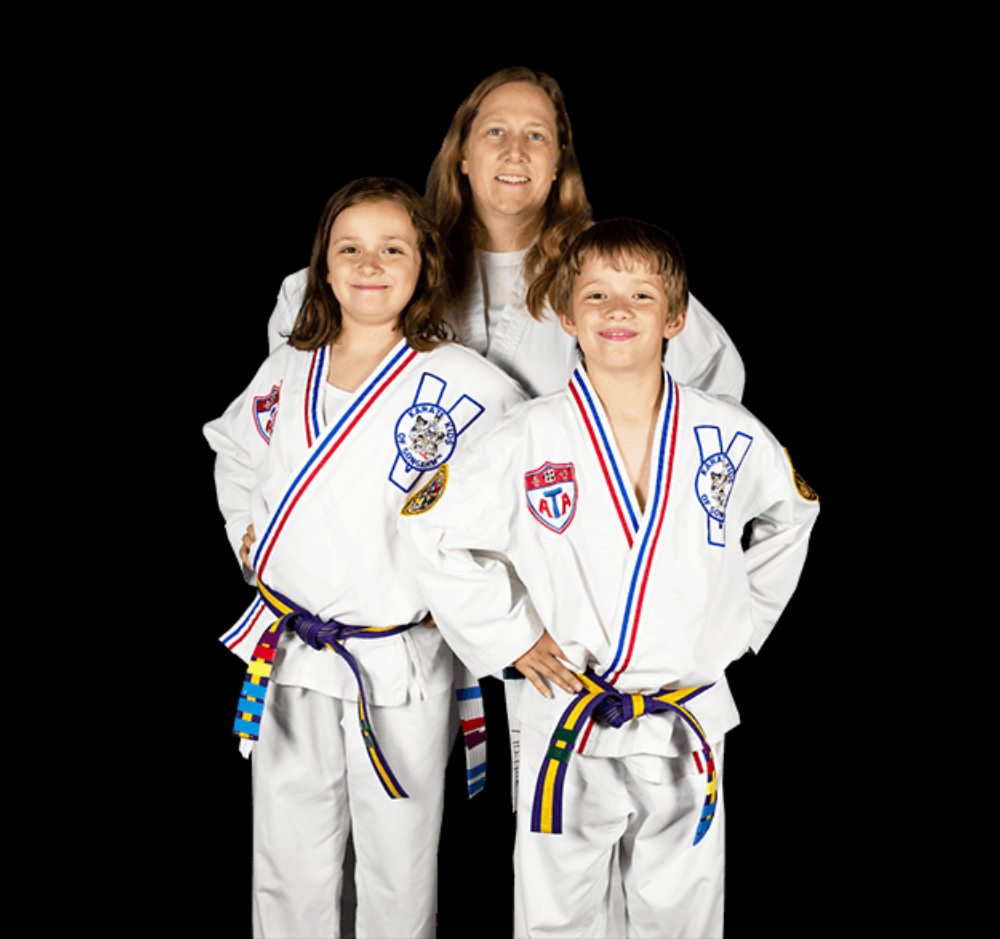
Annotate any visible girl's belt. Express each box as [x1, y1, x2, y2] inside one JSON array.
[[232, 578, 416, 799], [530, 671, 718, 845]]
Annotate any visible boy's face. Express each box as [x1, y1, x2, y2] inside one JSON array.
[[558, 256, 686, 377]]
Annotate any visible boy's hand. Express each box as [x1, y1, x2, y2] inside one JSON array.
[[514, 632, 585, 698], [240, 524, 256, 569]]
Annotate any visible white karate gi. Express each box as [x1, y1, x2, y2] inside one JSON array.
[[205, 338, 525, 938], [265, 259, 745, 400], [399, 366, 819, 937]]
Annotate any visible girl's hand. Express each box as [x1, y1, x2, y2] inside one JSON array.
[[239, 524, 256, 569]]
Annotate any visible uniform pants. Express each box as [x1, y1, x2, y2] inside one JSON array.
[[514, 724, 726, 939], [251, 681, 451, 938]]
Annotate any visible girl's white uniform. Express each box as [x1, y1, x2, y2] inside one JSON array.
[[398, 366, 819, 937], [265, 253, 745, 400], [205, 338, 525, 938]]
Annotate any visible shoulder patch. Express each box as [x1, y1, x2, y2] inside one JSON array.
[[253, 383, 282, 444], [784, 449, 818, 502], [694, 425, 753, 547], [400, 465, 449, 516], [389, 371, 484, 493], [524, 461, 578, 534]]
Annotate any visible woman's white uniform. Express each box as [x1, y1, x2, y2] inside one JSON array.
[[205, 338, 525, 938], [265, 253, 745, 400], [398, 366, 819, 937]]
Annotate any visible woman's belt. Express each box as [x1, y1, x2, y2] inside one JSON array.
[[232, 577, 417, 799], [530, 670, 718, 845]]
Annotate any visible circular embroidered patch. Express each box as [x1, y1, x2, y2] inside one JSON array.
[[394, 403, 457, 472]]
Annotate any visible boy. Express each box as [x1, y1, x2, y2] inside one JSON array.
[[400, 218, 819, 938]]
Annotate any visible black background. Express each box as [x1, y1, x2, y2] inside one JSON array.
[[148, 40, 856, 939]]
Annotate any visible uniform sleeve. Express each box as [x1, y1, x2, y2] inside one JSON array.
[[203, 381, 261, 572], [742, 445, 820, 653], [399, 430, 544, 678], [267, 269, 308, 353], [666, 292, 746, 401]]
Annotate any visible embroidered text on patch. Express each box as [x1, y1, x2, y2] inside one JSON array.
[[253, 383, 281, 444], [694, 425, 753, 546], [525, 462, 578, 534], [400, 465, 448, 516], [389, 372, 484, 492]]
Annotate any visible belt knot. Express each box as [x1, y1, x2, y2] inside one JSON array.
[[285, 609, 348, 650], [594, 691, 653, 728], [530, 670, 718, 846]]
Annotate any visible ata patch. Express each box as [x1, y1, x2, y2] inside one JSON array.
[[525, 461, 577, 534], [400, 465, 449, 516], [253, 383, 281, 444], [784, 449, 818, 502]]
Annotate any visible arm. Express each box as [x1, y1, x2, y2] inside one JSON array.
[[203, 378, 265, 575], [666, 292, 746, 401], [743, 447, 820, 653], [399, 426, 562, 684], [267, 269, 308, 353]]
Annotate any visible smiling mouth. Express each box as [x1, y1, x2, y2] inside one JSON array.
[[496, 175, 530, 184], [598, 329, 637, 341]]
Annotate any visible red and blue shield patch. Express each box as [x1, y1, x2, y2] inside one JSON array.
[[524, 461, 577, 534], [253, 384, 281, 444]]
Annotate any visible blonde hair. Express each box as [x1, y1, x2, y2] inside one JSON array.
[[425, 67, 592, 320]]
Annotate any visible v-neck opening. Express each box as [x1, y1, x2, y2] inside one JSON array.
[[306, 338, 411, 445], [569, 366, 673, 544]]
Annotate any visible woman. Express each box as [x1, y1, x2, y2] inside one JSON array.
[[267, 67, 744, 402]]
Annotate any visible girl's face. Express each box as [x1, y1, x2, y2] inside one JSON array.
[[326, 199, 422, 333], [460, 82, 561, 238]]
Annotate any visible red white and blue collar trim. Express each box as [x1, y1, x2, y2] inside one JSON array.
[[222, 341, 418, 656], [255, 340, 418, 580], [304, 345, 328, 447], [567, 366, 681, 686]]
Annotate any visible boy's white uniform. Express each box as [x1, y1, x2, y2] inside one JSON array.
[[205, 338, 525, 938], [266, 264, 745, 400], [400, 365, 819, 937]]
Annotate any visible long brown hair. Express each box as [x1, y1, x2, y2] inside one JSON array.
[[289, 178, 453, 352], [425, 67, 592, 321]]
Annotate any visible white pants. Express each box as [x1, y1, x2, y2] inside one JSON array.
[[252, 681, 451, 938], [514, 724, 726, 939]]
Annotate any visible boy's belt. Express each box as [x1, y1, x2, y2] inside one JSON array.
[[530, 671, 718, 846], [232, 578, 416, 799]]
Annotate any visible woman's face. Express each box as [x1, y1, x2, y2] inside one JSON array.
[[460, 81, 561, 244]]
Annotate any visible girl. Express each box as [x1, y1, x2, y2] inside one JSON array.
[[204, 177, 525, 938]]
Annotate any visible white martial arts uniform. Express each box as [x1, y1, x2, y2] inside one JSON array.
[[399, 365, 819, 937], [265, 257, 745, 400], [205, 338, 525, 938]]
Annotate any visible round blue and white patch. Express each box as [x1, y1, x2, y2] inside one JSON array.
[[394, 403, 458, 472]]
